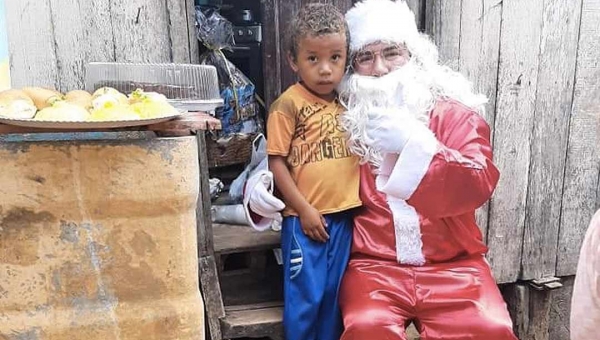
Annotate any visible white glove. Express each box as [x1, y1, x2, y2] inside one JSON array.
[[250, 173, 285, 217], [243, 170, 286, 231], [365, 107, 419, 154]]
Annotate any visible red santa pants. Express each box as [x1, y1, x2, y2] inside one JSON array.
[[339, 255, 517, 340]]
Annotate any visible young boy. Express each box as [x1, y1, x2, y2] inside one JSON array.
[[266, 3, 360, 340]]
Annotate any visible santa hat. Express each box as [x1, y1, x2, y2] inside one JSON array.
[[346, 0, 419, 53]]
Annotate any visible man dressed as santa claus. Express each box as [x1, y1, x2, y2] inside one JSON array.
[[244, 0, 518, 339]]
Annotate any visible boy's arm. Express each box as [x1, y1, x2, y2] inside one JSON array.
[[269, 155, 329, 242]]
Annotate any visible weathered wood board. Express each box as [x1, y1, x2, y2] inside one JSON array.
[[486, 0, 544, 284], [5, 0, 196, 93], [459, 1, 502, 241], [521, 0, 583, 280], [557, 0, 600, 277], [425, 0, 462, 71]]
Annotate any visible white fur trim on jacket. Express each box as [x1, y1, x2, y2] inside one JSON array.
[[376, 123, 438, 200], [345, 0, 419, 53], [373, 124, 436, 265], [387, 197, 425, 265]]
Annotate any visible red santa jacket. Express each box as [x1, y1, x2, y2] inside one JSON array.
[[351, 100, 500, 264]]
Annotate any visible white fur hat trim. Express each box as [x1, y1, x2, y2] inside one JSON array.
[[346, 0, 418, 53]]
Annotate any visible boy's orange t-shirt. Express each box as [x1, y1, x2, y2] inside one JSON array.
[[267, 83, 361, 217]]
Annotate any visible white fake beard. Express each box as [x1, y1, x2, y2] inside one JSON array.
[[339, 61, 434, 168]]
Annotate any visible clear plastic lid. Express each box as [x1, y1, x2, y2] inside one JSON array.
[[85, 62, 223, 112]]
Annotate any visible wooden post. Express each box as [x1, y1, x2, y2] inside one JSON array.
[[502, 283, 553, 340], [260, 0, 283, 108], [276, 0, 300, 91], [196, 132, 226, 340], [549, 277, 574, 340], [501, 278, 577, 340]]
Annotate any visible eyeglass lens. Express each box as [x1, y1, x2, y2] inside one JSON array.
[[355, 45, 406, 66]]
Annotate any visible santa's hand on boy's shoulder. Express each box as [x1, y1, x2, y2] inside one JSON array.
[[365, 107, 418, 154]]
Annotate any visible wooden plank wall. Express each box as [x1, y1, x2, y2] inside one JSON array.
[[427, 0, 600, 284], [5, 0, 198, 93]]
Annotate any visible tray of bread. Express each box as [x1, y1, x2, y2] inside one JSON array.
[[0, 86, 184, 129]]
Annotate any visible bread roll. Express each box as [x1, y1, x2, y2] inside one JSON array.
[[65, 90, 93, 110], [34, 101, 90, 121], [22, 87, 63, 109], [92, 86, 121, 98], [92, 87, 128, 109], [0, 89, 38, 119]]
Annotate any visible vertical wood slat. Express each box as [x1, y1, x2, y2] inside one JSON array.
[[277, 0, 301, 91], [185, 0, 200, 64], [521, 0, 583, 280], [458, 0, 502, 149], [196, 133, 215, 257], [548, 276, 575, 340], [424, 0, 462, 70], [48, 0, 115, 92], [487, 0, 544, 284], [5, 0, 60, 89], [405, 0, 424, 30], [458, 0, 502, 241], [557, 0, 600, 276], [109, 0, 172, 62], [260, 0, 282, 107], [166, 0, 195, 63], [196, 133, 225, 340], [502, 283, 554, 340]]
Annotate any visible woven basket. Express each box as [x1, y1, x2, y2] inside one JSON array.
[[206, 133, 256, 168]]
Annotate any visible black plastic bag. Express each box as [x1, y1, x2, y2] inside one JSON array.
[[195, 7, 263, 135]]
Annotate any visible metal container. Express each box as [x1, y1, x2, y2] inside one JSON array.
[[0, 136, 204, 339]]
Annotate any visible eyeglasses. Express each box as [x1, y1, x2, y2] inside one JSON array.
[[353, 44, 411, 68]]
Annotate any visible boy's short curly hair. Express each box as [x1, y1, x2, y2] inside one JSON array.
[[288, 3, 349, 60]]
